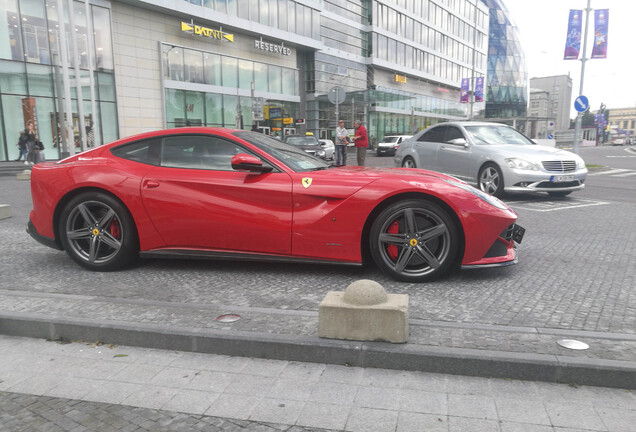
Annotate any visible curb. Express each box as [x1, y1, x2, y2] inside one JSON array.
[[1, 312, 635, 390]]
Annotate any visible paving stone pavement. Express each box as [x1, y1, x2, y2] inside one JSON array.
[[2, 335, 636, 432]]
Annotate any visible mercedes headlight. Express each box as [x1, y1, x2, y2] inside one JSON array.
[[505, 158, 540, 171]]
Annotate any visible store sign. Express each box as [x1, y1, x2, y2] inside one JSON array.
[[254, 37, 291, 56], [394, 74, 407, 84], [181, 21, 234, 42], [283, 117, 294, 124]]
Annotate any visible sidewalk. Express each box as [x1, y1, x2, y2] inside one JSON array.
[[1, 288, 636, 390], [2, 334, 635, 432]]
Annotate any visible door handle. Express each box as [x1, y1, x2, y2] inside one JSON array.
[[144, 180, 160, 189]]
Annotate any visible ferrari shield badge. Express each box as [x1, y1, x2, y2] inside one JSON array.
[[302, 177, 313, 188]]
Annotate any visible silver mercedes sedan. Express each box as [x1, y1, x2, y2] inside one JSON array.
[[394, 122, 587, 197]]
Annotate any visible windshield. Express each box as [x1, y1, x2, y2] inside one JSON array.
[[284, 136, 319, 146], [464, 125, 535, 146], [382, 137, 400, 143], [234, 131, 331, 172]]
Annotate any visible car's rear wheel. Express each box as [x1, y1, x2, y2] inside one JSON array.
[[59, 192, 138, 271], [370, 200, 459, 282], [402, 157, 416, 168], [478, 163, 504, 197]]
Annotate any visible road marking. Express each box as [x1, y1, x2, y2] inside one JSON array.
[[588, 168, 630, 176], [507, 198, 609, 212], [613, 171, 636, 177], [606, 155, 636, 158]]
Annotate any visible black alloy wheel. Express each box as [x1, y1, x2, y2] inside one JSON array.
[[370, 199, 459, 282], [59, 191, 139, 271]]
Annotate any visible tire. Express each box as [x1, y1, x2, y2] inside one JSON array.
[[59, 191, 139, 271], [369, 199, 459, 282], [548, 191, 572, 197], [478, 163, 504, 197], [401, 157, 416, 168]]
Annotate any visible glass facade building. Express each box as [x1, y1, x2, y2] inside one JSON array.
[[480, 0, 528, 118], [0, 0, 493, 160], [0, 0, 118, 162]]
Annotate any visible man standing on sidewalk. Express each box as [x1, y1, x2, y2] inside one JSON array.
[[334, 120, 349, 166], [351, 120, 368, 166]]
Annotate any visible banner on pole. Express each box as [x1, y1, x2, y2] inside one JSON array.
[[591, 9, 609, 59], [564, 10, 582, 60], [474, 77, 484, 102], [460, 78, 469, 103]]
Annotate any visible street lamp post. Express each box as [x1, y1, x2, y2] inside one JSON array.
[[573, 0, 592, 155]]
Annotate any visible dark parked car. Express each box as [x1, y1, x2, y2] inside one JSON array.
[[283, 134, 326, 159]]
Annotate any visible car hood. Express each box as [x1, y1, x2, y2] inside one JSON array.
[[294, 165, 456, 199], [485, 144, 583, 161]]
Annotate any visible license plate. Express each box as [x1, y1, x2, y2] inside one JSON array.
[[512, 224, 525, 244], [550, 175, 574, 183]]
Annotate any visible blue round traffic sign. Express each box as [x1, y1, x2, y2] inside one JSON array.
[[574, 96, 589, 113], [548, 134, 554, 139]]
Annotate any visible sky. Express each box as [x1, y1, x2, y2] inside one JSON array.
[[503, 0, 636, 116]]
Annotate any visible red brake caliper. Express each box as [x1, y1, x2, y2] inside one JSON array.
[[109, 219, 121, 240], [387, 220, 399, 261]]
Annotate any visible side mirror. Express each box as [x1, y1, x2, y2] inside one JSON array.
[[447, 138, 468, 147], [231, 153, 273, 173]]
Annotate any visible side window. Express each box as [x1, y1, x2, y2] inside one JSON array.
[[160, 135, 250, 171], [110, 138, 161, 165], [418, 126, 446, 143], [444, 126, 465, 143]]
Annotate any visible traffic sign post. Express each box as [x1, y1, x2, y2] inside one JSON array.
[[328, 86, 346, 126]]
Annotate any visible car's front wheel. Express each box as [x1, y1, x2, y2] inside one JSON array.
[[59, 191, 139, 271], [478, 163, 504, 197], [401, 157, 416, 168], [369, 200, 459, 282]]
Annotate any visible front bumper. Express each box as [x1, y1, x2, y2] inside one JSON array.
[[503, 168, 587, 194], [462, 223, 524, 269]]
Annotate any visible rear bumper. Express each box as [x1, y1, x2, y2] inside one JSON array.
[[27, 219, 62, 251]]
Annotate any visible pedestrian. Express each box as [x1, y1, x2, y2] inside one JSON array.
[[334, 120, 349, 166], [15, 131, 28, 162], [24, 121, 37, 166], [351, 120, 369, 166]]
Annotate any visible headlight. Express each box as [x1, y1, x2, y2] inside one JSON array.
[[576, 157, 586, 169], [445, 179, 509, 210], [505, 158, 540, 171], [317, 149, 326, 157]]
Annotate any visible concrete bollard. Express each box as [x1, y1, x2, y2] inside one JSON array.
[[0, 204, 11, 220], [16, 169, 31, 181], [318, 279, 409, 343]]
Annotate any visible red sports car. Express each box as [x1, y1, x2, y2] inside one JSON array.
[[28, 128, 524, 282]]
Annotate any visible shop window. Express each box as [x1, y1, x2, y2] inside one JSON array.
[[268, 66, 282, 94], [164, 46, 184, 81], [254, 62, 268, 92], [165, 89, 186, 127], [221, 56, 238, 88], [185, 91, 205, 126], [184, 49, 204, 84], [0, 60, 27, 94], [203, 53, 221, 86], [238, 59, 253, 90], [92, 5, 114, 71], [205, 93, 223, 126], [222, 95, 239, 128], [26, 63, 54, 97]]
